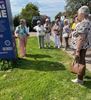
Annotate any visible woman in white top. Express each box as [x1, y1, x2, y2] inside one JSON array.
[[71, 6, 91, 84]]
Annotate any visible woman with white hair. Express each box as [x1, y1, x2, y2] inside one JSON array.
[[15, 19, 29, 58], [71, 6, 91, 84]]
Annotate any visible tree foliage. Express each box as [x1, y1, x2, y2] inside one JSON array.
[[65, 0, 91, 17], [13, 3, 40, 29], [20, 3, 40, 28], [13, 15, 20, 28], [55, 12, 62, 19]]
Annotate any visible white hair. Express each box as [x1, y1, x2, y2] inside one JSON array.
[[78, 6, 90, 15]]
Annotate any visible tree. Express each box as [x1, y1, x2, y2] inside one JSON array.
[[55, 12, 62, 19], [20, 3, 40, 29], [65, 0, 91, 17], [13, 15, 20, 28]]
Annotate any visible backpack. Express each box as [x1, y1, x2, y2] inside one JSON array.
[[18, 26, 27, 33]]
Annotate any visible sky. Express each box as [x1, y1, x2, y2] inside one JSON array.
[[10, 0, 66, 20]]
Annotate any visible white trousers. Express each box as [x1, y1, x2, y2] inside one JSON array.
[[54, 34, 61, 48], [45, 33, 50, 45]]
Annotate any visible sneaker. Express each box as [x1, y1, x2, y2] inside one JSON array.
[[71, 78, 84, 85]]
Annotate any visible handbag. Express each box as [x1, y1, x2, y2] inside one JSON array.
[[70, 58, 85, 75]]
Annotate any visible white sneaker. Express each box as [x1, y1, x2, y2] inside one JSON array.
[[71, 78, 84, 85], [58, 46, 60, 48]]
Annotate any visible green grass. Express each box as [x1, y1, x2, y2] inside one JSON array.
[[0, 37, 91, 100]]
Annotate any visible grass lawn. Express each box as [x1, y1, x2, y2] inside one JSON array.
[[0, 37, 91, 100]]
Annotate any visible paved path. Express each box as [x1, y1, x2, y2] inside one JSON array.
[[29, 32, 91, 72]]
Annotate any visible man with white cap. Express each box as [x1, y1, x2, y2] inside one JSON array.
[[44, 18, 51, 48], [33, 20, 45, 48], [71, 6, 91, 84]]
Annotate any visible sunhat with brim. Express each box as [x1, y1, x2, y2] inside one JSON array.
[[78, 6, 90, 15]]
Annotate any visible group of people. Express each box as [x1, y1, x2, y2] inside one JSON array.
[[33, 16, 70, 49], [14, 5, 91, 85], [34, 18, 51, 49]]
